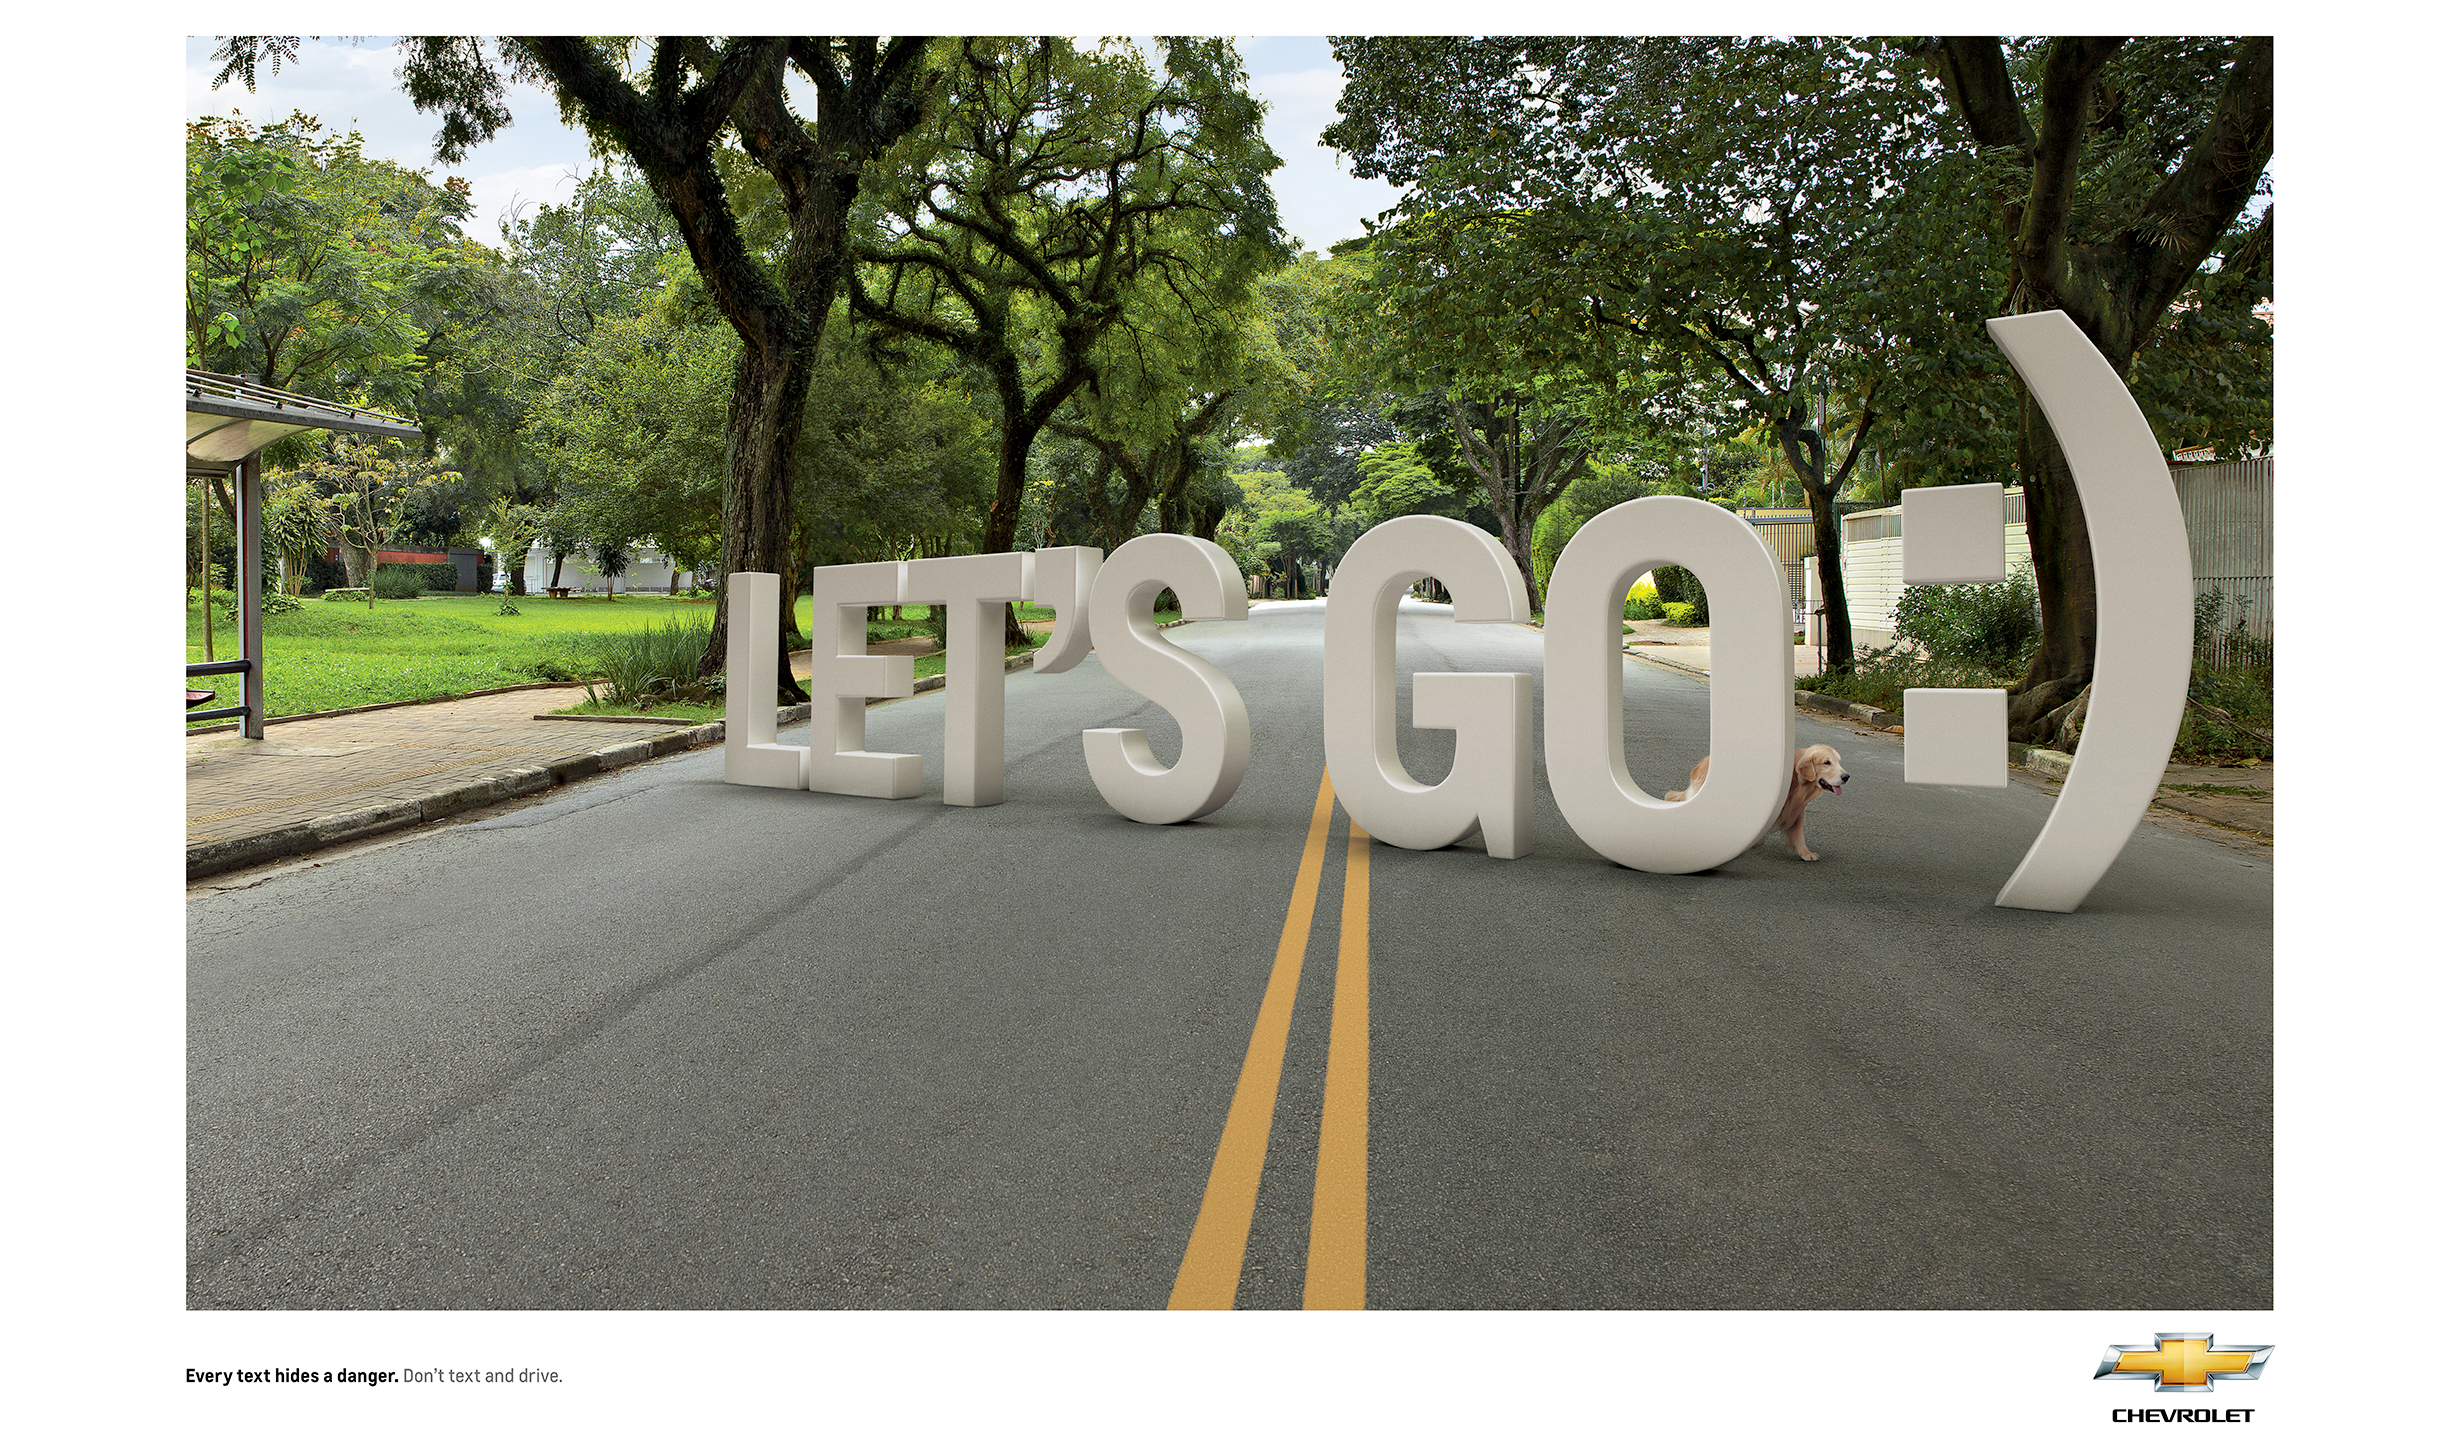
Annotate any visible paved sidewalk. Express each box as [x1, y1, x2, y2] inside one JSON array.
[[184, 635, 1042, 880], [1621, 615, 1826, 678], [186, 687, 696, 850]]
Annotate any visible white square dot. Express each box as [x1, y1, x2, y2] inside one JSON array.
[[1902, 484, 2008, 585], [1903, 688, 2009, 787]]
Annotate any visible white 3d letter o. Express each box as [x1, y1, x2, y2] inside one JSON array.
[[1323, 515, 1533, 857], [1542, 497, 1794, 872], [1083, 533, 1250, 824]]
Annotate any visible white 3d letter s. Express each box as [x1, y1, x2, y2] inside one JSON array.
[[1083, 533, 1250, 824]]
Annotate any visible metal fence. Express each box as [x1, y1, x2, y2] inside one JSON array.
[[2171, 457, 2273, 667]]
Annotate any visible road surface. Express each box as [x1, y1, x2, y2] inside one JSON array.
[[188, 600, 2270, 1309]]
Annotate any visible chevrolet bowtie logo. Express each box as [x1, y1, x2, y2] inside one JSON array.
[[2095, 1334, 2273, 1392]]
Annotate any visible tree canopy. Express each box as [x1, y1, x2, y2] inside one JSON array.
[[850, 35, 1288, 635]]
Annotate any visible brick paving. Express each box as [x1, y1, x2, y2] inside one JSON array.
[[182, 638, 946, 870], [185, 687, 673, 846]]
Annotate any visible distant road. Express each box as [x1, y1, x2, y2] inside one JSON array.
[[189, 600, 2269, 1309]]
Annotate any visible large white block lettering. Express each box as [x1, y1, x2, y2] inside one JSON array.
[[1542, 496, 1794, 872], [904, 552, 1032, 807], [722, 570, 810, 791], [1030, 545, 1103, 674], [1082, 533, 1250, 825], [1984, 312, 2195, 912], [806, 560, 923, 800], [1323, 515, 1533, 858]]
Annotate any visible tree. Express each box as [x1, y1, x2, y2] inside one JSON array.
[[213, 35, 937, 700], [301, 438, 454, 606], [1344, 440, 1485, 530], [478, 495, 547, 596], [849, 36, 1286, 638], [1052, 281, 1293, 549], [1326, 36, 2006, 667], [418, 164, 687, 548], [187, 111, 482, 529], [585, 536, 633, 600], [1259, 250, 1401, 508], [262, 479, 332, 596], [1912, 36, 2272, 737], [186, 112, 475, 407]]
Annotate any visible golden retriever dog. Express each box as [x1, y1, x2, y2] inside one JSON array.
[[1664, 744, 1850, 861]]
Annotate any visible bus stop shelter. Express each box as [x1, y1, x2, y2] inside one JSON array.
[[185, 369, 423, 739]]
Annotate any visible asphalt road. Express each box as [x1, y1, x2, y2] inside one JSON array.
[[188, 599, 2270, 1310]]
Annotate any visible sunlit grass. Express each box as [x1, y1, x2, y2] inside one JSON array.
[[183, 592, 770, 725]]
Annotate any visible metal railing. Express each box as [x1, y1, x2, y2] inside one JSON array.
[[187, 658, 253, 724]]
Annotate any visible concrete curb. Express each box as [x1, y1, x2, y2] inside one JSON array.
[[185, 679, 589, 736], [2015, 744, 2074, 779], [1626, 650, 1912, 729], [186, 653, 1038, 883]]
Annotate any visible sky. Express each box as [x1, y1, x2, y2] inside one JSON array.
[[182, 36, 1404, 256]]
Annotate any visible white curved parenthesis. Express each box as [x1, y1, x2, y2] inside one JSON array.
[[1082, 533, 1251, 824], [1322, 515, 1533, 857], [1987, 312, 2194, 913], [1541, 496, 1794, 871]]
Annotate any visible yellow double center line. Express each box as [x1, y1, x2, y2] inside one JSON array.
[[1168, 769, 1372, 1310]]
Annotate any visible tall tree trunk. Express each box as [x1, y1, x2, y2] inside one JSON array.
[[983, 415, 1040, 646], [2007, 388, 2099, 738], [701, 332, 817, 700], [1778, 400, 1874, 676], [1924, 35, 2271, 736], [1801, 477, 1853, 670]]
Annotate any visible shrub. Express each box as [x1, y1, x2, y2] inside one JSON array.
[[497, 598, 521, 616], [374, 561, 461, 595], [1661, 601, 1701, 626], [372, 568, 426, 600], [1652, 564, 1708, 624], [216, 588, 303, 618], [1796, 649, 2011, 715], [321, 587, 373, 603], [1623, 584, 1661, 621], [584, 617, 715, 709], [1892, 564, 2040, 671], [2193, 587, 2273, 671]]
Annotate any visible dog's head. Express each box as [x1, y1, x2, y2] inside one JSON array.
[[1796, 744, 1849, 795]]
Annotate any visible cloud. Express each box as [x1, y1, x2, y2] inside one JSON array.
[[1236, 41, 1399, 253], [465, 163, 589, 245], [186, 36, 596, 247]]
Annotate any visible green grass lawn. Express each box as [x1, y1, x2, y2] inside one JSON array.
[[184, 593, 1081, 727], [546, 637, 1049, 722], [184, 591, 781, 726]]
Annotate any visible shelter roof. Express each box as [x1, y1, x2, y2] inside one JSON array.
[[185, 369, 422, 473]]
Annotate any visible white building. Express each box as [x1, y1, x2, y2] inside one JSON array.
[[507, 541, 690, 595]]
